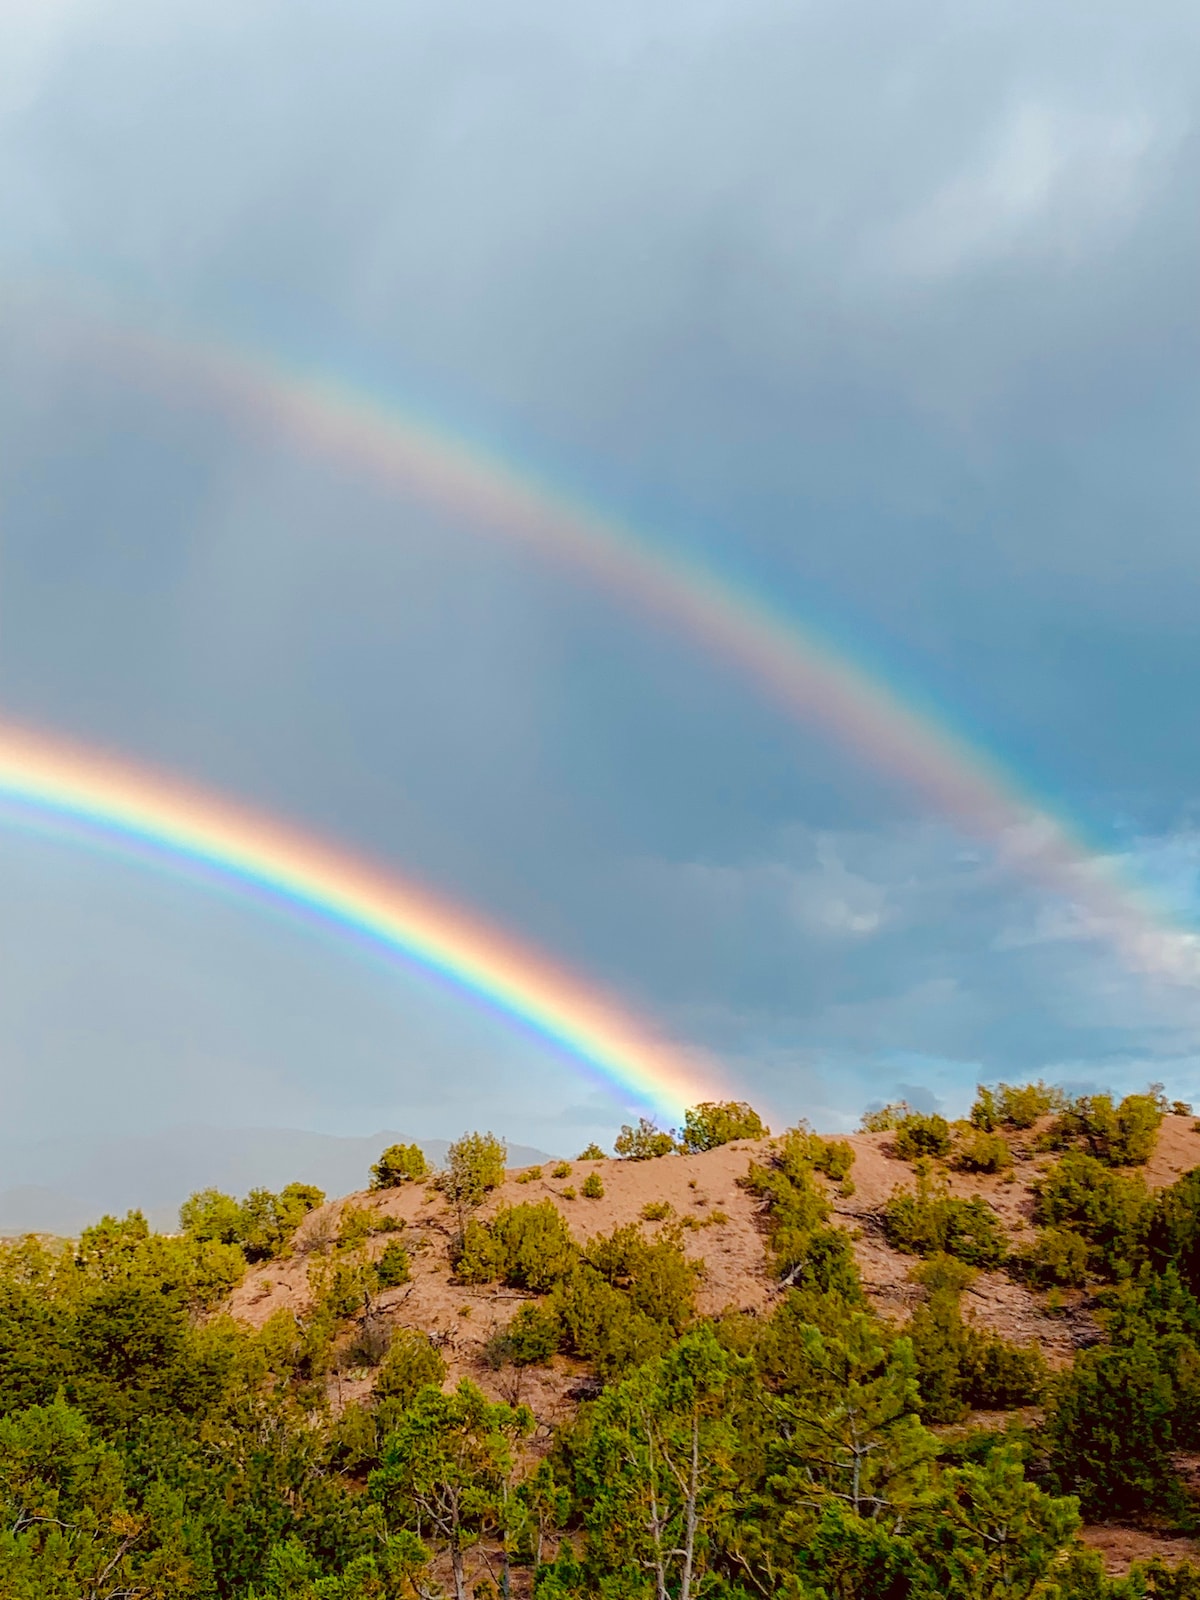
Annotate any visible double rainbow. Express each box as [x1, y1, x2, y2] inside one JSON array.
[[2, 296, 1197, 1122]]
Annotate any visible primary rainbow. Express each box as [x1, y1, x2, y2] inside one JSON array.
[[0, 721, 720, 1120]]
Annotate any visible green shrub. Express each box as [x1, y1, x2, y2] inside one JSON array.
[[1048, 1091, 1164, 1166], [971, 1081, 1065, 1132], [641, 1201, 672, 1222], [1019, 1225, 1090, 1288], [453, 1219, 503, 1285], [911, 1253, 976, 1296], [907, 1254, 1045, 1422], [613, 1118, 677, 1160], [375, 1241, 411, 1288], [1033, 1151, 1152, 1274], [486, 1302, 562, 1368], [179, 1180, 325, 1262], [308, 1254, 376, 1319], [1149, 1169, 1200, 1296], [561, 1186, 577, 1200], [541, 1226, 699, 1378], [280, 1182, 326, 1225], [860, 1101, 915, 1132], [1047, 1336, 1179, 1518], [369, 1142, 428, 1188], [577, 1143, 606, 1161], [744, 1153, 831, 1239], [777, 1125, 855, 1182], [903, 1295, 970, 1425], [743, 1147, 864, 1298], [970, 1086, 1000, 1132], [241, 1185, 320, 1261], [909, 1296, 1043, 1422], [373, 1329, 446, 1405], [893, 1114, 952, 1162], [551, 1265, 670, 1377], [441, 1131, 508, 1220], [813, 1140, 855, 1182], [453, 1201, 578, 1292], [882, 1175, 1007, 1268], [552, 1162, 572, 1179], [516, 1167, 542, 1183], [679, 1100, 768, 1153], [582, 1173, 605, 1200], [551, 1264, 623, 1358], [960, 1331, 1046, 1411], [939, 1198, 1010, 1269], [490, 1202, 578, 1292], [71, 1211, 245, 1308], [179, 1187, 244, 1245], [584, 1224, 699, 1331], [954, 1131, 1013, 1174], [337, 1205, 375, 1252]]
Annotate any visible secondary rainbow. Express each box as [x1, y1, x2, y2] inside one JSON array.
[[13, 295, 1200, 989], [0, 721, 720, 1120]]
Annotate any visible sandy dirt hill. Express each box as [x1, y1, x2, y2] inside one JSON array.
[[226, 1114, 1200, 1427]]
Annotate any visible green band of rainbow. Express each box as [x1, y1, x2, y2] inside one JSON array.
[[0, 722, 720, 1120]]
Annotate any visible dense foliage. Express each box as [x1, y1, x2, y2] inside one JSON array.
[[970, 1080, 1066, 1131], [10, 1096, 1200, 1597], [679, 1100, 769, 1152], [882, 1169, 1009, 1268], [180, 1182, 325, 1263], [1046, 1090, 1165, 1166], [613, 1117, 678, 1160], [953, 1129, 1014, 1173], [893, 1113, 953, 1162], [370, 1144, 429, 1188]]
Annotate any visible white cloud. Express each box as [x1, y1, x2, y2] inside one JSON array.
[[633, 832, 890, 942], [994, 826, 1200, 989], [0, 0, 94, 119], [881, 99, 1163, 281], [787, 836, 889, 936]]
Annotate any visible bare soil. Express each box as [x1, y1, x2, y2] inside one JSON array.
[[1080, 1523, 1200, 1574]]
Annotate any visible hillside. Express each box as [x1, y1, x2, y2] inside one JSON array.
[[12, 1094, 1200, 1597], [229, 1112, 1200, 1418]]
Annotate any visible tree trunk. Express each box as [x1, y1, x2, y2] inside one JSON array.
[[644, 1414, 669, 1600], [680, 1413, 700, 1600], [451, 1543, 467, 1600]]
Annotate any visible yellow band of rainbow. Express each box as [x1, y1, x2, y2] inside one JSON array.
[[0, 721, 721, 1120]]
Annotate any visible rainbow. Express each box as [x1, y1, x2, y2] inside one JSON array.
[[8, 295, 1200, 997], [0, 721, 721, 1121], [39, 307, 1025, 837]]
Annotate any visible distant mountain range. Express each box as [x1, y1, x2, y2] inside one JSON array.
[[0, 1126, 555, 1235]]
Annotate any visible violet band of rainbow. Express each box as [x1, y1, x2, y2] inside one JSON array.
[[0, 721, 722, 1120]]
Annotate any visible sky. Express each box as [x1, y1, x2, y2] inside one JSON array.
[[1, 0, 1200, 1156]]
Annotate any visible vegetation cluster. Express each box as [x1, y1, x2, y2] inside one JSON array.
[[7, 1088, 1200, 1597]]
